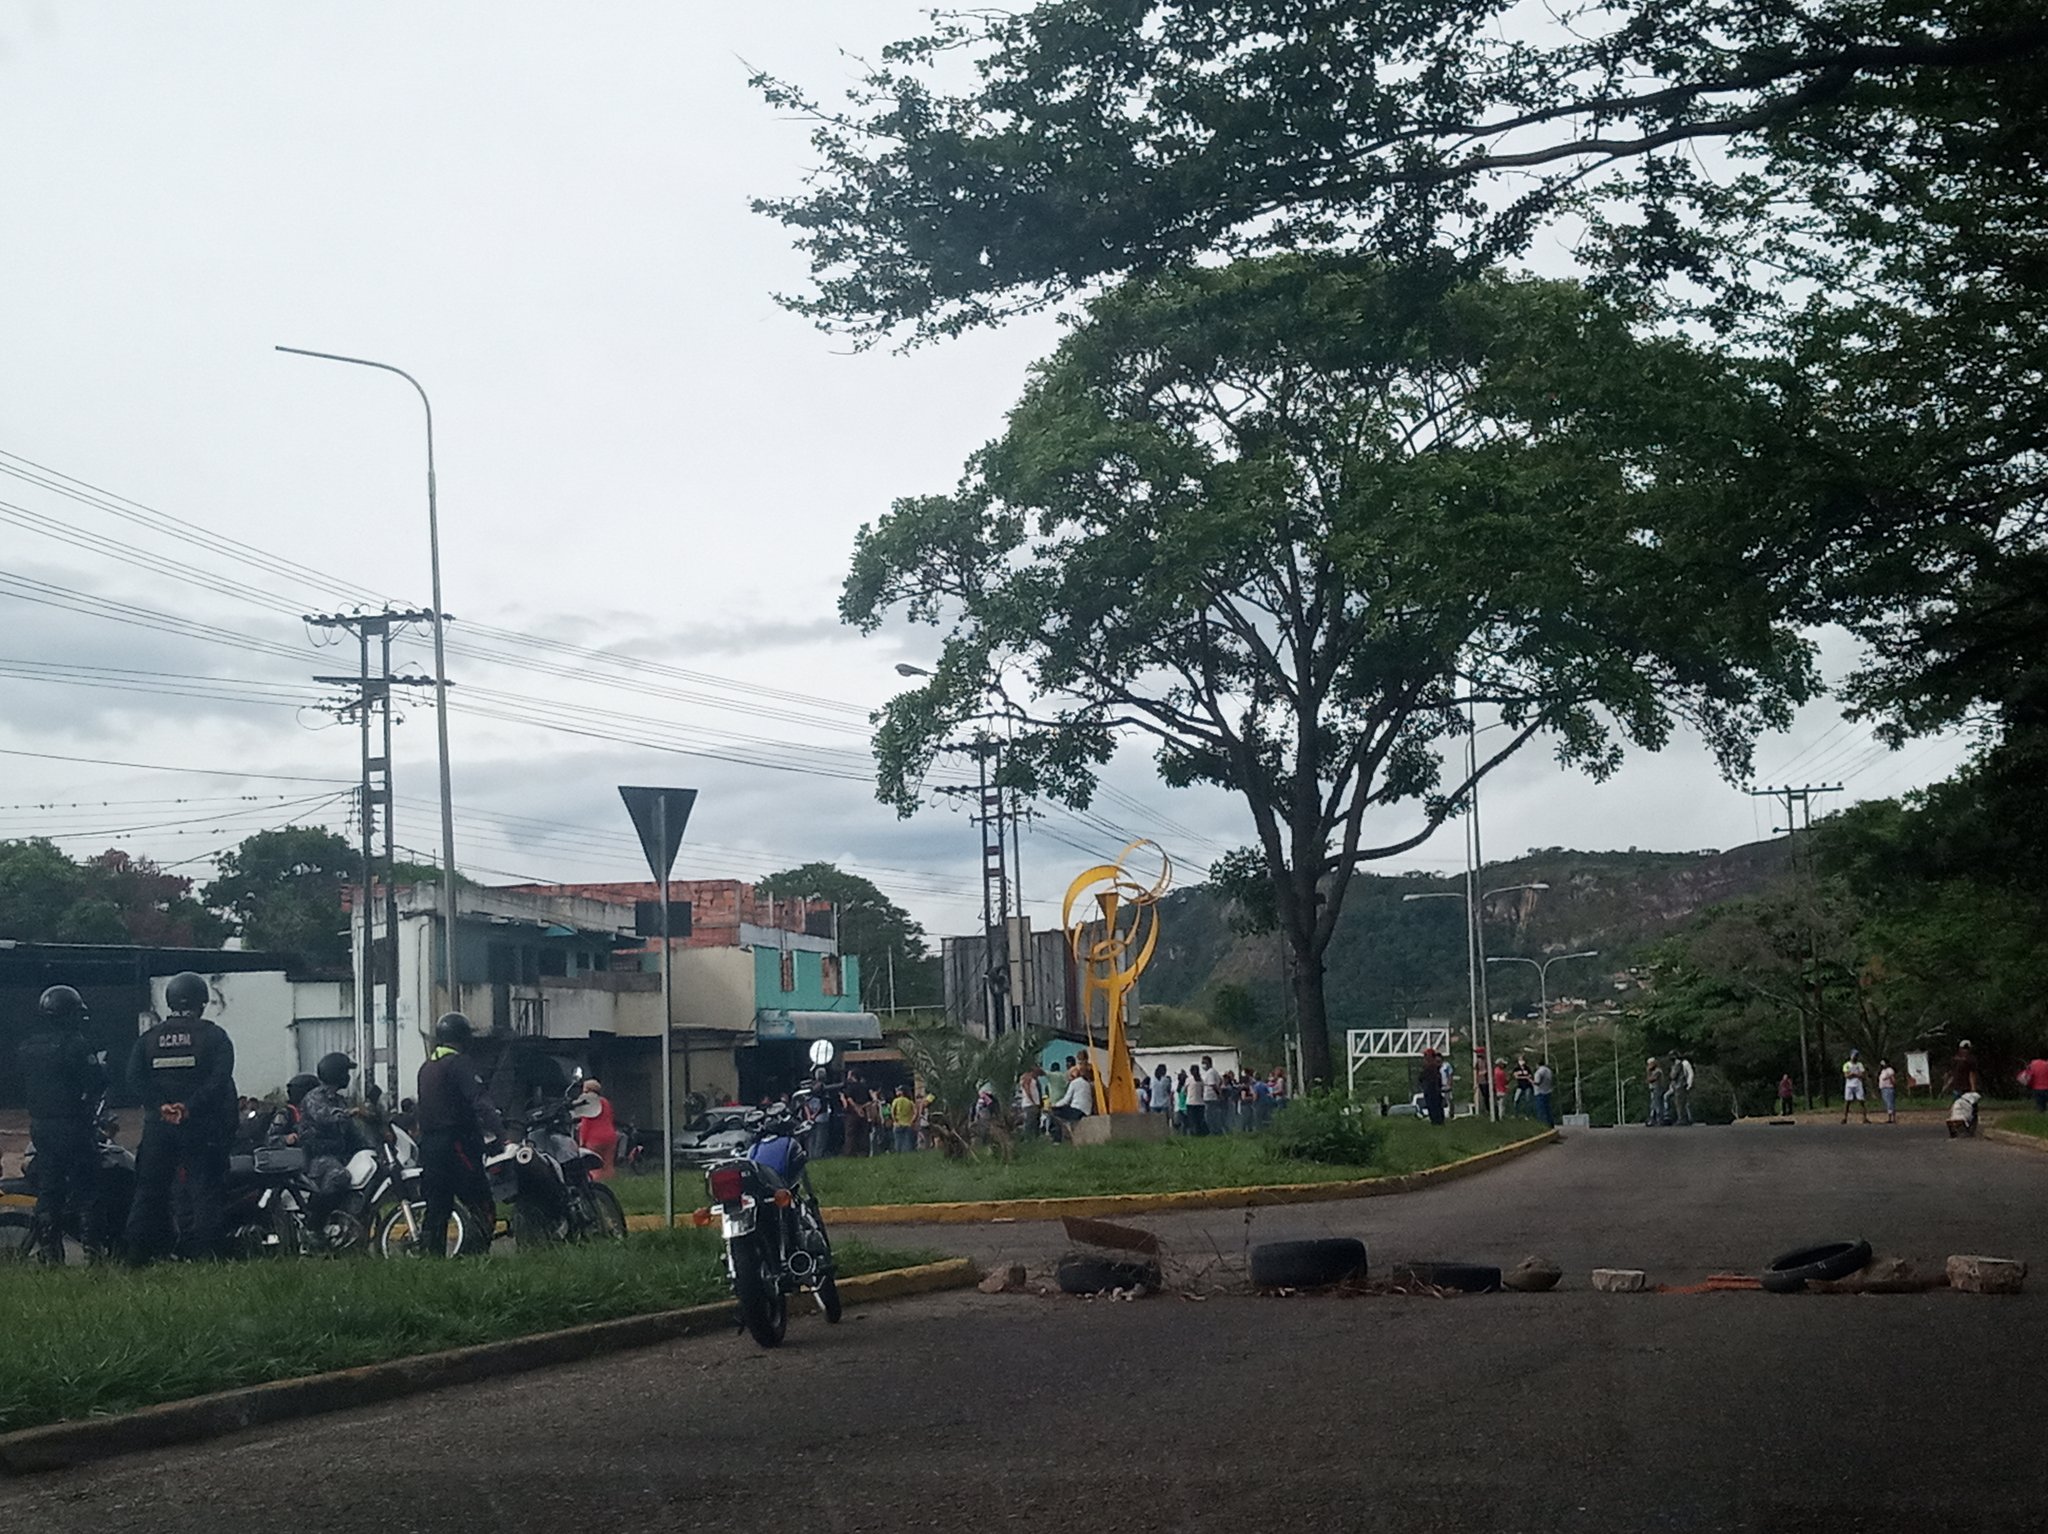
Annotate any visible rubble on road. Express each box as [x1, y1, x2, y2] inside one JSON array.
[[1946, 1254, 2027, 1294], [1591, 1268, 1648, 1293]]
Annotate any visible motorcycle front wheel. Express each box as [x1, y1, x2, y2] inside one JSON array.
[[731, 1237, 787, 1348], [373, 1199, 468, 1258], [815, 1270, 843, 1323]]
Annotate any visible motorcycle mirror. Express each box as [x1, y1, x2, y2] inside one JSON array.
[[808, 1039, 835, 1067], [569, 1095, 603, 1120]]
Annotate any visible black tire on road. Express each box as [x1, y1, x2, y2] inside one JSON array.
[[1393, 1261, 1503, 1293], [1056, 1255, 1161, 1295], [732, 1237, 788, 1348], [1760, 1239, 1872, 1294], [1250, 1238, 1369, 1290]]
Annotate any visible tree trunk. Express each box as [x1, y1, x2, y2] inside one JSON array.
[[1292, 951, 1334, 1088]]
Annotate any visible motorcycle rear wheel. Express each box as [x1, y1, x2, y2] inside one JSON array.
[[732, 1237, 787, 1348], [577, 1183, 627, 1242], [374, 1199, 468, 1258], [225, 1204, 298, 1260]]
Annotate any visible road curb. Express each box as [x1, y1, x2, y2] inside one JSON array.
[[0, 1257, 978, 1475], [627, 1130, 1558, 1229], [1982, 1126, 2048, 1155]]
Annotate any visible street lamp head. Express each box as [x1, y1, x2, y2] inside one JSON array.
[[1401, 892, 1460, 903], [894, 662, 934, 679]]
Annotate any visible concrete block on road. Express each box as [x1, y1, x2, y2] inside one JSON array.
[[1069, 1112, 1170, 1145], [1590, 1267, 1648, 1293], [1946, 1254, 2027, 1294], [1503, 1255, 1562, 1292], [978, 1263, 1028, 1294]]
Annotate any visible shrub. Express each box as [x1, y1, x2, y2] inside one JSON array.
[[1267, 1090, 1386, 1166]]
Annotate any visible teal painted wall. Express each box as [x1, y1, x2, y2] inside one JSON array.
[[751, 945, 863, 1012]]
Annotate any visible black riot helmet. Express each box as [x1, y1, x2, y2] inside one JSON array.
[[286, 1073, 319, 1106], [164, 972, 210, 1015], [316, 1052, 356, 1089], [433, 1012, 474, 1047], [38, 984, 88, 1027]]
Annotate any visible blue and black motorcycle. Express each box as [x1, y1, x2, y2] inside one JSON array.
[[699, 1092, 841, 1348]]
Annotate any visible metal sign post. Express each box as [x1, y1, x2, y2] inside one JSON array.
[[619, 785, 697, 1228]]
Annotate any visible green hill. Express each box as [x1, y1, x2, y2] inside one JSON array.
[[1141, 840, 1792, 1047]]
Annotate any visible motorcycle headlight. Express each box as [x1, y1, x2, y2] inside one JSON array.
[[514, 1143, 535, 1165]]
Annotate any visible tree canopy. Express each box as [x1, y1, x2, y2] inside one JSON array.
[[844, 257, 1821, 1081], [0, 840, 226, 948], [201, 826, 358, 968], [757, 861, 938, 1009]]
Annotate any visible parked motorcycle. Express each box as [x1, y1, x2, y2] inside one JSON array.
[[485, 1084, 626, 1246], [0, 1103, 137, 1264], [699, 1092, 842, 1348]]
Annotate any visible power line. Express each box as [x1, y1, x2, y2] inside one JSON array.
[[0, 745, 354, 784]]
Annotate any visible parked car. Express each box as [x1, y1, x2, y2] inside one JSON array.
[[672, 1105, 765, 1166]]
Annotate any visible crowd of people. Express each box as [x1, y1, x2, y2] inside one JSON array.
[[1019, 1054, 1290, 1139], [1412, 1048, 1556, 1127]]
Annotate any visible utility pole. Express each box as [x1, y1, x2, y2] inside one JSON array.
[[1746, 782, 1843, 1107], [933, 733, 1020, 1037], [311, 608, 440, 1101]]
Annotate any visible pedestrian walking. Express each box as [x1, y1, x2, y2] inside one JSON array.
[[1644, 1058, 1665, 1126], [1777, 1073, 1796, 1118], [1668, 1053, 1694, 1127], [2018, 1052, 2048, 1113], [1876, 1060, 1898, 1123], [414, 1011, 502, 1258], [1946, 1040, 1981, 1098], [1532, 1060, 1556, 1127], [21, 985, 107, 1263], [1841, 1049, 1871, 1124]]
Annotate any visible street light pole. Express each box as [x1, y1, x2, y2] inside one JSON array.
[[1487, 949, 1599, 1112], [278, 346, 460, 1006]]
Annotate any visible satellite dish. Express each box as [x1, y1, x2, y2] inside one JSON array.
[[808, 1039, 836, 1067]]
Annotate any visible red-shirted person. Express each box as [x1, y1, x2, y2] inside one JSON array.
[[576, 1078, 619, 1178]]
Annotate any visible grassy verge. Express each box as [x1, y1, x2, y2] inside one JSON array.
[[1991, 1111, 2048, 1140], [617, 1115, 1538, 1214], [0, 1230, 937, 1435]]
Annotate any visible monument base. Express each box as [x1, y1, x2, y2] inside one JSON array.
[[1069, 1111, 1170, 1146]]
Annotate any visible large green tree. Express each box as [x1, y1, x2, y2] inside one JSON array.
[[757, 1, 2048, 744], [202, 826, 357, 968], [843, 258, 1819, 1083], [757, 862, 938, 1010]]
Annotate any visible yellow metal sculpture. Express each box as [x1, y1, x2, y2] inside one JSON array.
[[1063, 841, 1172, 1115]]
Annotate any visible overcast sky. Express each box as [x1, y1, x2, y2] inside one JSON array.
[[0, 3, 1971, 940]]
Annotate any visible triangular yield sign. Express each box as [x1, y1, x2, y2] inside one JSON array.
[[618, 786, 697, 882]]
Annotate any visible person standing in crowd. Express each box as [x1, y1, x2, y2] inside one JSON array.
[[21, 985, 107, 1263], [1439, 1054, 1455, 1115], [1512, 1056, 1534, 1117], [1491, 1057, 1510, 1117], [1419, 1047, 1445, 1127], [1532, 1059, 1556, 1127], [415, 1012, 502, 1258], [1644, 1057, 1665, 1126], [1668, 1052, 1694, 1127], [1051, 1063, 1095, 1136], [1841, 1049, 1871, 1124], [1877, 1059, 1899, 1123], [890, 1084, 918, 1151], [2021, 1050, 2048, 1113], [1777, 1072, 1796, 1118], [1149, 1064, 1174, 1119], [576, 1077, 618, 1177], [1184, 1059, 1212, 1135], [1251, 1070, 1274, 1128], [124, 971, 237, 1265], [1018, 1061, 1045, 1133], [1201, 1055, 1223, 1127], [840, 1068, 874, 1157]]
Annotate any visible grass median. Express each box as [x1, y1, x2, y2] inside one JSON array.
[[0, 1229, 938, 1436], [620, 1114, 1541, 1215], [1991, 1111, 2048, 1140]]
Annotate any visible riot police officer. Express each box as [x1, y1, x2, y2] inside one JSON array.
[[295, 1052, 363, 1245], [123, 971, 237, 1264], [20, 985, 107, 1262], [415, 1012, 502, 1257]]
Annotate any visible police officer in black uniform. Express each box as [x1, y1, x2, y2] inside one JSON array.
[[20, 985, 107, 1262], [415, 1012, 502, 1257], [123, 971, 237, 1264]]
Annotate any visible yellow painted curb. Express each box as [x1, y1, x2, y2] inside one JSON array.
[[1982, 1126, 2048, 1155], [627, 1130, 1557, 1230]]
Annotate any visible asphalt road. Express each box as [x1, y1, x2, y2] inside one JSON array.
[[3, 1122, 2041, 1532]]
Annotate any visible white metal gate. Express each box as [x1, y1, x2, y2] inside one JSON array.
[[1346, 1026, 1451, 1097]]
